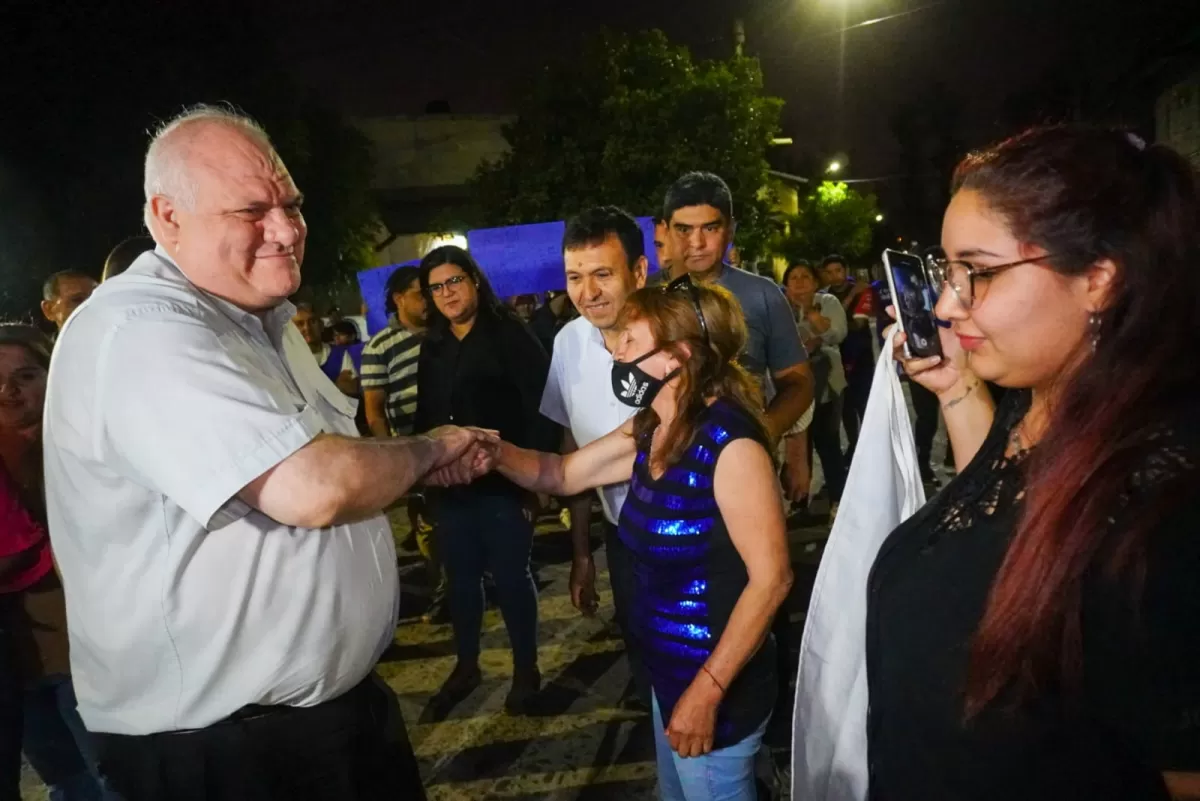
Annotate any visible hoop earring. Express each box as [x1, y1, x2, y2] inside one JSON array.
[[1089, 312, 1102, 352]]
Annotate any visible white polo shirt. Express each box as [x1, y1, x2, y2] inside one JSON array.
[[43, 248, 398, 735], [539, 316, 635, 525]]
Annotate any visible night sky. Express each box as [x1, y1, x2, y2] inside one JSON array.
[[274, 0, 1195, 175], [0, 0, 1195, 316]]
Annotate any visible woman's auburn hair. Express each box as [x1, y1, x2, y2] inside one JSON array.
[[616, 284, 769, 470]]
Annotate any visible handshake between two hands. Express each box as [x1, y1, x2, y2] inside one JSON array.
[[422, 426, 503, 487]]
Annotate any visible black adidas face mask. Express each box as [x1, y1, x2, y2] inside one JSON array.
[[611, 349, 680, 409]]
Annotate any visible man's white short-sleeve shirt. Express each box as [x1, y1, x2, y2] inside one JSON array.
[[539, 316, 635, 525], [43, 248, 398, 735]]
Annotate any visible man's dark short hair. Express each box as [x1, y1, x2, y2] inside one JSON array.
[[42, 270, 95, 302], [662, 172, 734, 223], [820, 254, 847, 270], [102, 236, 155, 282], [384, 266, 421, 314], [562, 206, 645, 268], [331, 320, 360, 342]]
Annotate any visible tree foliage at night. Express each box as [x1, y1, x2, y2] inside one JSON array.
[[470, 30, 784, 259], [776, 181, 881, 264]]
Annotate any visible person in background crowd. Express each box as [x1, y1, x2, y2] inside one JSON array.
[[481, 281, 792, 801], [330, 320, 364, 367], [40, 272, 98, 334], [510, 294, 537, 323], [870, 272, 941, 485], [43, 104, 491, 801], [101, 237, 155, 283], [360, 266, 445, 623], [820, 254, 873, 457], [540, 205, 652, 708], [363, 266, 426, 439], [649, 216, 681, 285], [876, 126, 1200, 801], [293, 303, 358, 396], [415, 245, 559, 716], [0, 326, 117, 801], [782, 261, 848, 521], [663, 171, 810, 750], [663, 172, 812, 440], [529, 290, 575, 356], [329, 320, 368, 433]]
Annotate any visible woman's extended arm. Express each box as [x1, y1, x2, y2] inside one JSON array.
[[495, 419, 637, 497]]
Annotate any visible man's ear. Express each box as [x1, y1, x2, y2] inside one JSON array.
[[148, 195, 182, 250], [40, 300, 56, 324], [633, 256, 648, 290]]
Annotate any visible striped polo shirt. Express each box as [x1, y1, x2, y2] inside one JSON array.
[[360, 323, 422, 435]]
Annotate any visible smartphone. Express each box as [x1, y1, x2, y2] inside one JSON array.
[[881, 248, 943, 360]]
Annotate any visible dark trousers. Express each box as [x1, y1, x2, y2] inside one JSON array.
[[841, 364, 872, 457], [909, 380, 940, 473], [92, 675, 425, 801], [24, 674, 114, 799], [602, 523, 652, 708], [0, 622, 21, 801], [809, 394, 848, 503], [438, 492, 538, 670]]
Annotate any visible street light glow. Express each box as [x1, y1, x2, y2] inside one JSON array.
[[827, 161, 842, 174], [875, 214, 884, 222]]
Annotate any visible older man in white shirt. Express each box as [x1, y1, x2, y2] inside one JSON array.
[[539, 206, 652, 709], [42, 105, 490, 801]]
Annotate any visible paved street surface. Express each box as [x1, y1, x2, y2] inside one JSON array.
[[383, 506, 825, 801], [21, 383, 949, 800]]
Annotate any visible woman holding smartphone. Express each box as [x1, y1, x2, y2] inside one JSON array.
[[489, 278, 792, 801], [875, 126, 1200, 800]]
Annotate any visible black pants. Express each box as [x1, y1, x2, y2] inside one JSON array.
[[0, 618, 21, 801], [909, 380, 940, 473], [92, 675, 425, 801], [603, 523, 652, 709], [809, 394, 848, 503], [841, 364, 872, 456]]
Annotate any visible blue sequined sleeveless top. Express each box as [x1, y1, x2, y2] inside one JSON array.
[[617, 397, 778, 748]]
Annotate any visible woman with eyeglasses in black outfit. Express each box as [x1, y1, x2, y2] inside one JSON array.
[[413, 246, 560, 717], [482, 278, 792, 800], [872, 127, 1200, 800]]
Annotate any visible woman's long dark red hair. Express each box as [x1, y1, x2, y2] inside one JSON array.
[[956, 127, 1200, 716]]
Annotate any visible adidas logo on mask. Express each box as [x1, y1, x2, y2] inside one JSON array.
[[620, 374, 642, 401]]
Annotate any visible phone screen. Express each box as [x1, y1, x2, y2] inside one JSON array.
[[883, 249, 942, 359]]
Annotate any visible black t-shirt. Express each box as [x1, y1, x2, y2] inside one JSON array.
[[414, 307, 559, 499], [618, 398, 777, 748], [866, 389, 1200, 801]]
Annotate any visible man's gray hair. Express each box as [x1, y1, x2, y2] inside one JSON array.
[[142, 104, 275, 232]]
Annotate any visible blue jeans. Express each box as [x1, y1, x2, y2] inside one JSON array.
[[23, 675, 120, 801], [651, 693, 768, 801], [437, 493, 538, 669]]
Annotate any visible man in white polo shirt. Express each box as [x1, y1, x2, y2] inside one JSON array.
[[42, 105, 491, 801], [539, 205, 652, 708]]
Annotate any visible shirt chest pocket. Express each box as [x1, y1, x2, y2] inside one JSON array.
[[308, 376, 360, 437], [277, 333, 361, 437]]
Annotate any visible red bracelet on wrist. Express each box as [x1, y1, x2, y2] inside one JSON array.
[[701, 664, 726, 694]]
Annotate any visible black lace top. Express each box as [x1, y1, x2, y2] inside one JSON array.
[[866, 389, 1200, 801]]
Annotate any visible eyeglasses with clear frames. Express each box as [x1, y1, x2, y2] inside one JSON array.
[[926, 253, 1057, 310], [427, 274, 470, 297]]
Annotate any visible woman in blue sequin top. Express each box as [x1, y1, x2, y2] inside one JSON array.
[[492, 280, 793, 801]]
